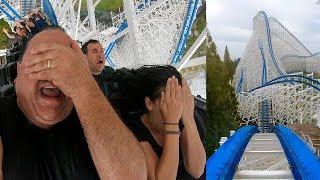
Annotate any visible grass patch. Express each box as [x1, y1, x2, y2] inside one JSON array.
[[81, 0, 123, 11], [0, 19, 10, 49]]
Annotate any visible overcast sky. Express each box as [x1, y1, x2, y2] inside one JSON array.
[[206, 0, 320, 59]]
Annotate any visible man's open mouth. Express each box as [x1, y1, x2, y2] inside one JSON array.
[[39, 82, 62, 98], [97, 60, 104, 64]]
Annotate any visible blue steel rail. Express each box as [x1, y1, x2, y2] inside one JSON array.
[[0, 5, 14, 21], [171, 0, 200, 64], [236, 11, 287, 93], [249, 74, 320, 92], [104, 21, 128, 67], [207, 125, 320, 179], [258, 42, 268, 85], [105, 0, 200, 67], [0, 0, 58, 26], [274, 125, 320, 180], [42, 0, 58, 26], [258, 11, 284, 76], [236, 69, 244, 94], [1, 0, 21, 19], [206, 126, 258, 180], [0, 0, 21, 21]]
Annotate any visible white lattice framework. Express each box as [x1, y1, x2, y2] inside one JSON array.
[[48, 0, 204, 97], [0, 0, 21, 24], [46, 0, 99, 41], [235, 11, 320, 126], [47, 0, 201, 67], [1, 0, 206, 97], [0, 0, 37, 24], [238, 82, 320, 126], [6, 0, 36, 16], [180, 64, 206, 99]]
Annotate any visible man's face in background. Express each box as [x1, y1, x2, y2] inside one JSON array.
[[85, 42, 106, 75]]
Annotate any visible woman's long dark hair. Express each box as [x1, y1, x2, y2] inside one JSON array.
[[107, 65, 182, 119]]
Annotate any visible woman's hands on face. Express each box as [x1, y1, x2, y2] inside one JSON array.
[[181, 79, 195, 124], [160, 76, 183, 124]]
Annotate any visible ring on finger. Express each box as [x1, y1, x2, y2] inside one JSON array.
[[47, 59, 51, 69]]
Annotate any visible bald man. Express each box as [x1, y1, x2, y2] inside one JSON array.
[[0, 27, 147, 179]]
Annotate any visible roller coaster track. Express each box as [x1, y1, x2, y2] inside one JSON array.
[[0, 0, 21, 21], [42, 0, 58, 25], [207, 126, 320, 179], [258, 42, 268, 85], [269, 17, 311, 55], [104, 0, 201, 67], [234, 11, 319, 126], [216, 11, 320, 179], [259, 11, 284, 77], [2, 0, 201, 68], [249, 74, 320, 93], [171, 0, 200, 64], [0, 0, 206, 98], [105, 21, 128, 67], [236, 69, 244, 94]]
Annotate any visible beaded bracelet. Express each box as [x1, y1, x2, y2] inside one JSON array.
[[163, 130, 181, 135], [163, 122, 179, 125]]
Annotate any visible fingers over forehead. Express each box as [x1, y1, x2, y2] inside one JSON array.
[[170, 76, 176, 97], [28, 69, 53, 81], [182, 79, 187, 88], [29, 43, 68, 54], [182, 78, 187, 85], [23, 49, 60, 67], [71, 40, 81, 52], [175, 78, 180, 97], [71, 40, 86, 60], [182, 78, 191, 89], [165, 77, 171, 99]]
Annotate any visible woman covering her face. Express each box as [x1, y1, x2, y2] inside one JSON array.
[[107, 65, 206, 180]]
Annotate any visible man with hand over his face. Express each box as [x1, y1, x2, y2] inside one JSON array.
[[0, 27, 147, 180]]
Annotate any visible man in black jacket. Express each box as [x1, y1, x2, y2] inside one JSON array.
[[81, 39, 115, 95]]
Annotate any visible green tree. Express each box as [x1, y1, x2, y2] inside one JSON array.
[[224, 45, 231, 62], [0, 19, 10, 49], [206, 33, 239, 157], [223, 45, 237, 80]]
